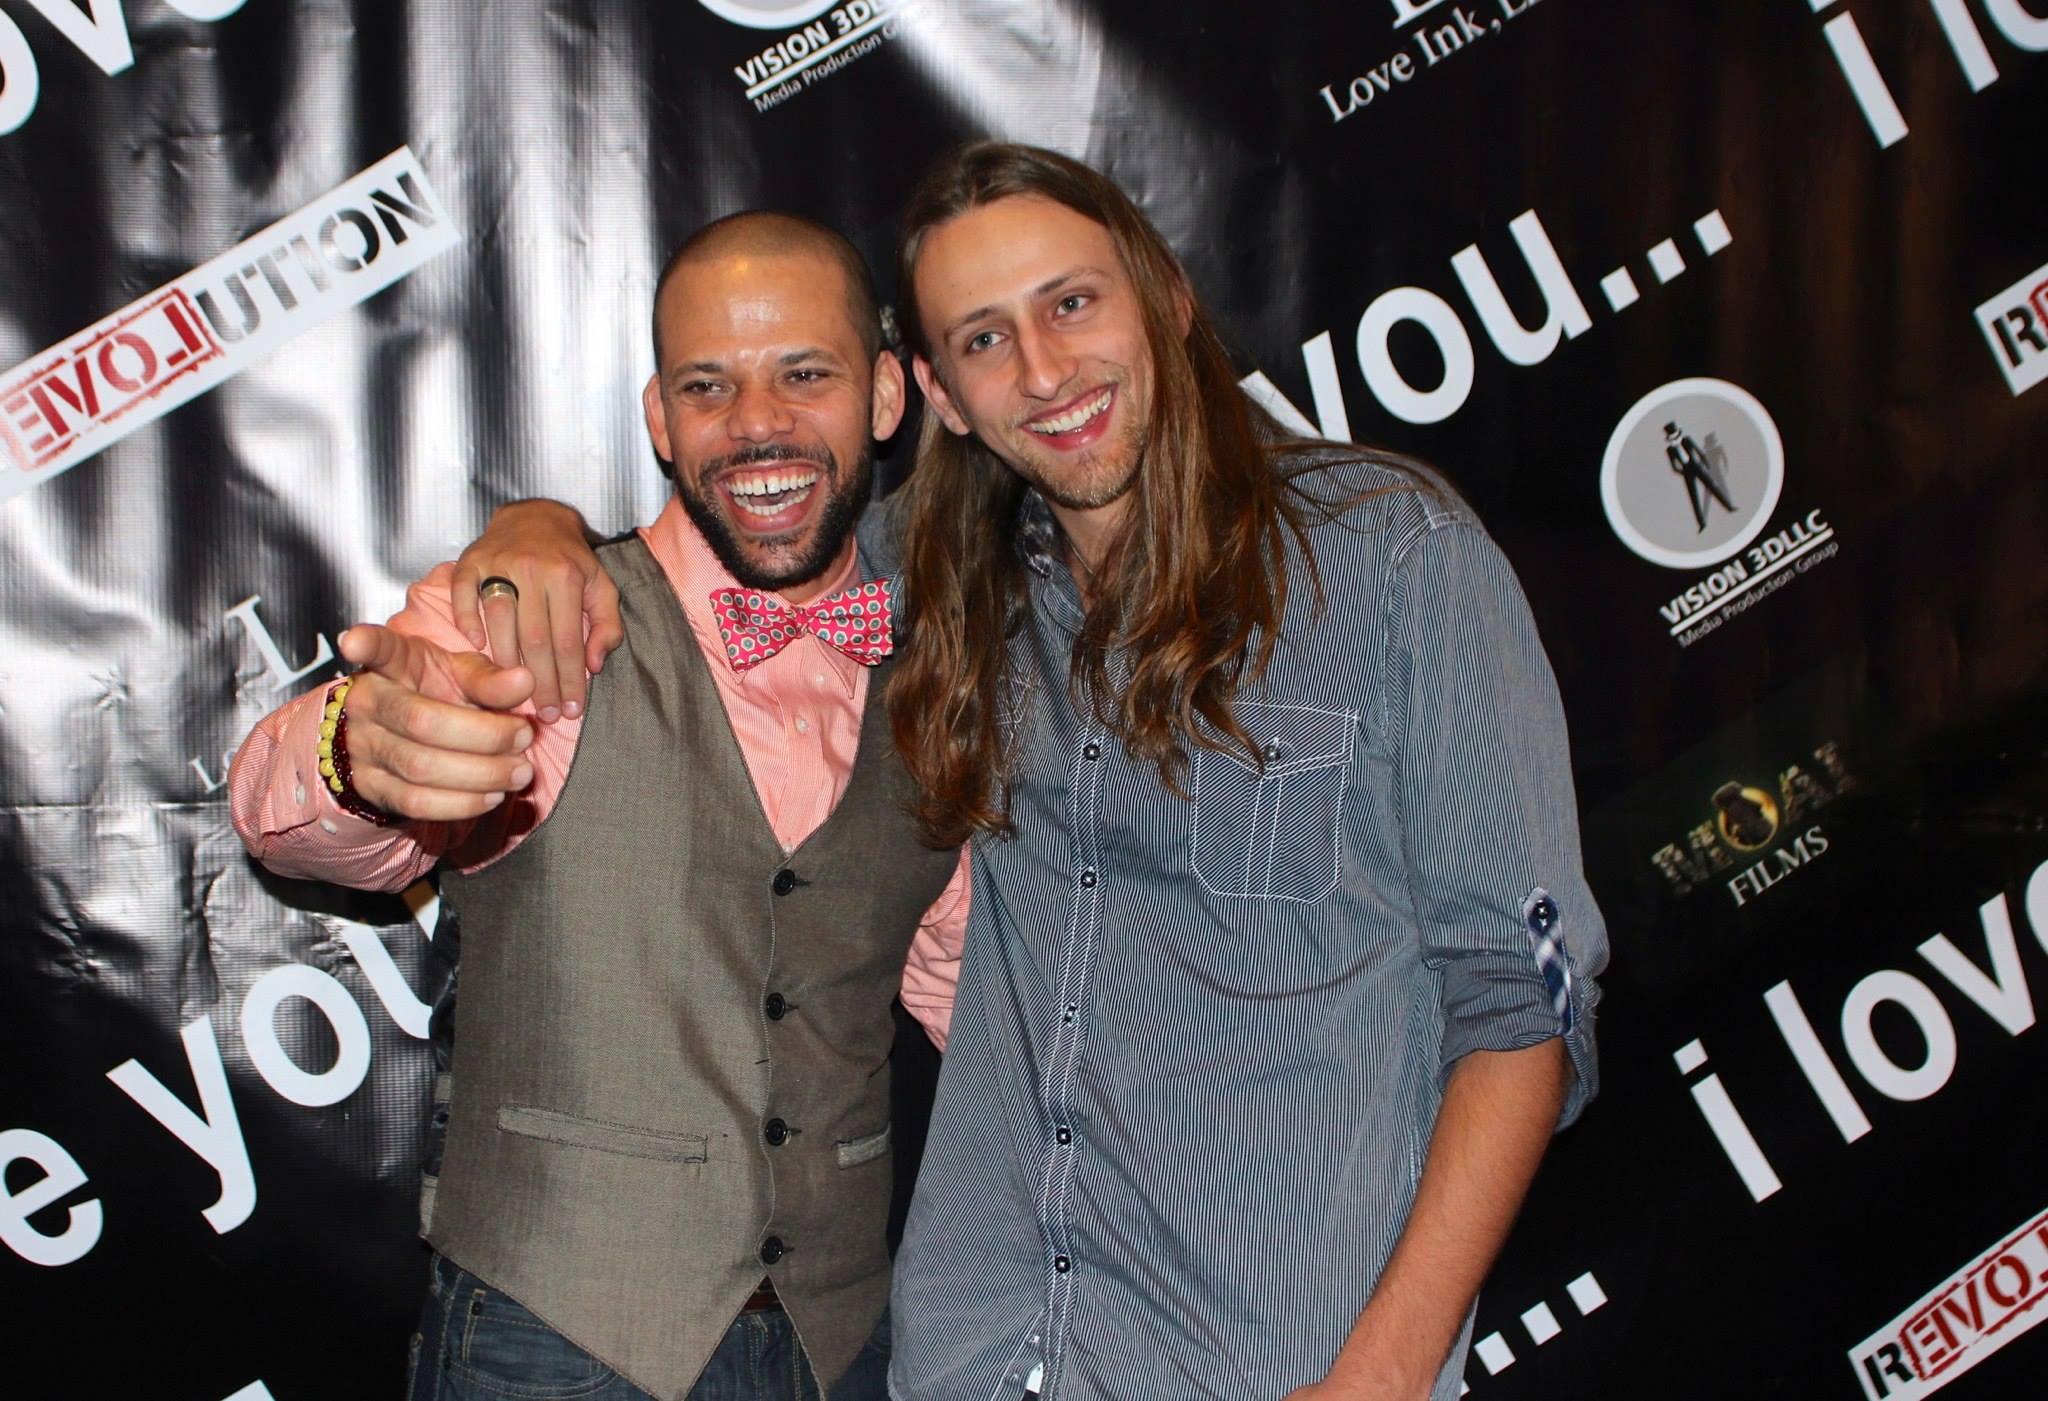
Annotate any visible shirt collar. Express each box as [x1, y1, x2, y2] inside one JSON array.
[[640, 496, 866, 697], [1014, 490, 1061, 579], [1013, 489, 1088, 630]]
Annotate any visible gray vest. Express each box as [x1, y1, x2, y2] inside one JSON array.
[[428, 535, 957, 1400]]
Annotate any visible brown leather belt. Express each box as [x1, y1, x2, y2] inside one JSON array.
[[741, 1277, 782, 1312]]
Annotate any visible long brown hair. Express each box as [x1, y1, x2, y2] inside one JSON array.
[[888, 141, 1363, 846]]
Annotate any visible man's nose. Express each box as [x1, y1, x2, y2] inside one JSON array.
[[729, 381, 796, 441], [1013, 324, 1078, 401]]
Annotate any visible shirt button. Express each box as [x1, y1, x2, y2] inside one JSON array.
[[1053, 1255, 1071, 1273], [294, 782, 307, 806], [1056, 1126, 1072, 1144], [764, 1118, 789, 1147], [1079, 869, 1097, 888], [1529, 895, 1560, 932], [773, 869, 799, 896], [794, 716, 809, 734], [319, 819, 339, 835], [765, 992, 788, 1020], [1082, 743, 1101, 761], [1263, 740, 1284, 763], [759, 1236, 787, 1265]]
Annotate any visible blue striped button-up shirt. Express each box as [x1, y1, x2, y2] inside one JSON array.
[[889, 459, 1607, 1401]]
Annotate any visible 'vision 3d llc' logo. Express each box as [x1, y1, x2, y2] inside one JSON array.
[[1601, 377, 1840, 648], [709, 0, 910, 110], [1601, 377, 1782, 569]]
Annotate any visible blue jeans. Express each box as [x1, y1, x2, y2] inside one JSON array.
[[407, 1253, 889, 1401]]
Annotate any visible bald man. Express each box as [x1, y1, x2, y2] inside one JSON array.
[[228, 212, 969, 1401]]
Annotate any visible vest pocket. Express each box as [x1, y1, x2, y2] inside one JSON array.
[[497, 1106, 708, 1163], [1189, 701, 1356, 902], [835, 1123, 891, 1168]]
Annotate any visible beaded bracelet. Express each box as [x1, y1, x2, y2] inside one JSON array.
[[316, 675, 401, 827]]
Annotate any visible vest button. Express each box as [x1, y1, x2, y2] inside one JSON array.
[[764, 1118, 789, 1146], [764, 992, 788, 1020], [1053, 1255, 1072, 1273], [772, 868, 798, 896], [759, 1235, 787, 1265]]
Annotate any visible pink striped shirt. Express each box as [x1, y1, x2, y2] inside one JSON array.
[[227, 497, 966, 1045]]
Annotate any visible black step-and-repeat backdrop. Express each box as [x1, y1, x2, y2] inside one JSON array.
[[3, 3, 2045, 1397]]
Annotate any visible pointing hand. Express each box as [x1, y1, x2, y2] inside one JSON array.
[[332, 624, 538, 822]]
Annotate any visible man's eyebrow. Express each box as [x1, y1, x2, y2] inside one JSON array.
[[779, 347, 839, 366], [941, 267, 1107, 340]]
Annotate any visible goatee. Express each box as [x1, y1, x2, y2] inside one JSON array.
[[676, 441, 876, 593]]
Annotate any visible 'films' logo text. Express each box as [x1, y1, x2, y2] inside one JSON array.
[[1649, 741, 1854, 908]]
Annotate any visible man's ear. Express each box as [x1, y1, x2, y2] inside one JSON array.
[[870, 350, 907, 442], [913, 354, 973, 437], [642, 374, 673, 461]]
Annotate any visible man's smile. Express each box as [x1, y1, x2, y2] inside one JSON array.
[[715, 462, 824, 530], [1022, 385, 1117, 446]]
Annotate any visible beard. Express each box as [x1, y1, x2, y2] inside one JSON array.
[[997, 377, 1147, 513], [1015, 449, 1143, 513], [1006, 429, 1144, 514], [675, 440, 876, 593]]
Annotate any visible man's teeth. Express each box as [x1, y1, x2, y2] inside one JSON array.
[[729, 469, 818, 519], [728, 469, 819, 497], [1027, 389, 1113, 435], [734, 485, 814, 517]]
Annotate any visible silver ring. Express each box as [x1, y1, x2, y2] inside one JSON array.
[[478, 575, 520, 603]]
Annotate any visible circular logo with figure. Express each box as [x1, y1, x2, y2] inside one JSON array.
[[1712, 781, 1781, 851], [1600, 378, 1784, 569], [697, 0, 837, 28]]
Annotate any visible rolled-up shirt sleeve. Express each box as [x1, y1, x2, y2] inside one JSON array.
[[1386, 516, 1607, 1127], [226, 683, 459, 891]]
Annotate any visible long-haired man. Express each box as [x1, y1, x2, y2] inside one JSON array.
[[461, 142, 1607, 1401]]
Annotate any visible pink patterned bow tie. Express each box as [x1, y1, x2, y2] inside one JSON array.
[[710, 580, 894, 673]]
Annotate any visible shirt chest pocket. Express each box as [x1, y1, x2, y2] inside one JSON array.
[[1189, 700, 1357, 902]]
